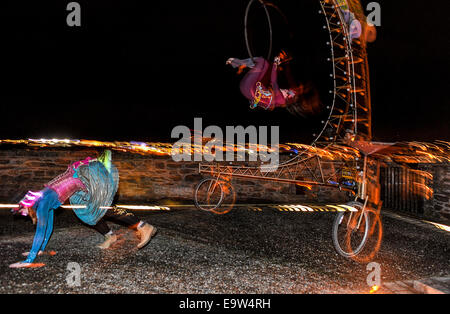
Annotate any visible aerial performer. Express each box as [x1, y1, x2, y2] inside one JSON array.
[[226, 52, 321, 117], [228, 0, 376, 116], [9, 150, 157, 268]]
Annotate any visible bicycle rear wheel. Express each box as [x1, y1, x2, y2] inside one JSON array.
[[194, 178, 225, 212]]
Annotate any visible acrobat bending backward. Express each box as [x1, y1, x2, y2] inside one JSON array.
[[9, 150, 157, 268]]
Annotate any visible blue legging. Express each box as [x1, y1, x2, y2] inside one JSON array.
[[24, 188, 61, 263]]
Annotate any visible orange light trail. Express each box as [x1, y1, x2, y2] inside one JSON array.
[[0, 139, 448, 164], [1, 138, 448, 203]]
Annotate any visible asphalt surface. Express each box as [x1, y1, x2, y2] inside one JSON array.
[[0, 206, 449, 294]]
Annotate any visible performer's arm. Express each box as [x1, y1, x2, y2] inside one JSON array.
[[39, 210, 54, 253], [23, 204, 51, 263], [20, 210, 55, 259]]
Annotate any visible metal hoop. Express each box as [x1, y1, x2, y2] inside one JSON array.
[[244, 0, 273, 61], [244, 0, 372, 145]]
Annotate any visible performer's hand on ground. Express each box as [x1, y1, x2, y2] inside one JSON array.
[[22, 250, 56, 257], [9, 262, 32, 268]]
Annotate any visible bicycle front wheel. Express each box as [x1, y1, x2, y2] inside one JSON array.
[[332, 201, 370, 258]]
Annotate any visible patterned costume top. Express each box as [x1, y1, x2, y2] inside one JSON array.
[[45, 165, 87, 203]]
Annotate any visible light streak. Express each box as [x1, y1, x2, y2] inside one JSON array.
[[0, 204, 170, 211], [423, 220, 450, 233], [275, 204, 358, 212], [326, 205, 347, 212], [1, 138, 448, 164], [1, 203, 363, 213], [337, 204, 359, 212], [0, 138, 448, 210]]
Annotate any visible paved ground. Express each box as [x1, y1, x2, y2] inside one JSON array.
[[0, 206, 448, 294]]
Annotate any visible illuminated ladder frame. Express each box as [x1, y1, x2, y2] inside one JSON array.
[[315, 0, 372, 144]]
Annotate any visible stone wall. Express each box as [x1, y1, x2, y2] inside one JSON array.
[[379, 163, 450, 224], [1, 147, 448, 223], [421, 164, 450, 223], [0, 147, 349, 205]]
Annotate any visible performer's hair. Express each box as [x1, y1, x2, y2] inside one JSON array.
[[28, 207, 37, 225], [285, 82, 322, 117], [98, 150, 112, 173]]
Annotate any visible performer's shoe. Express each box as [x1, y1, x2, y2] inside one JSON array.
[[97, 233, 118, 249], [136, 223, 157, 249], [226, 58, 255, 69]]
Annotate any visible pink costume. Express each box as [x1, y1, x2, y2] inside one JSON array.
[[44, 165, 87, 203], [240, 57, 287, 110], [18, 158, 93, 209]]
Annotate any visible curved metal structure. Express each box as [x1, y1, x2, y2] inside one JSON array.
[[198, 0, 378, 259], [244, 0, 372, 145], [197, 0, 375, 214], [199, 0, 372, 181], [315, 0, 372, 144]]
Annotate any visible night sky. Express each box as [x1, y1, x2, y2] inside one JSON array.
[[0, 0, 448, 143]]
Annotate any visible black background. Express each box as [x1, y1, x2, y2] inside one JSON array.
[[0, 0, 448, 143]]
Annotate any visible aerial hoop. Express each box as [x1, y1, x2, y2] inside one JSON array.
[[244, 0, 273, 61], [243, 0, 372, 146]]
